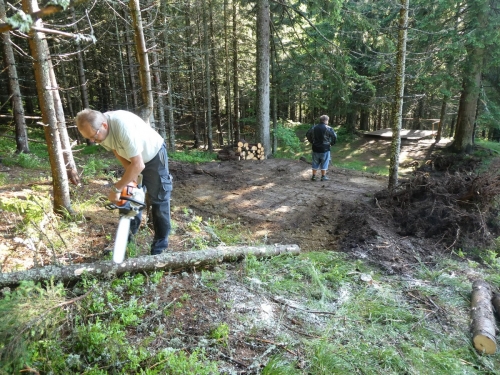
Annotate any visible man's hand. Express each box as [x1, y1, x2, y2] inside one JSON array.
[[108, 190, 121, 203]]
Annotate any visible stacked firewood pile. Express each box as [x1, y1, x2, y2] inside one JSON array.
[[217, 141, 266, 161]]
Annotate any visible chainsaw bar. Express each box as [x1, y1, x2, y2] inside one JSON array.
[[113, 216, 131, 264]]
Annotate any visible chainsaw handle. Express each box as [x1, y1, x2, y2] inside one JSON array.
[[118, 195, 146, 208], [104, 196, 146, 210]]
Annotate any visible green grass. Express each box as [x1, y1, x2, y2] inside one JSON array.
[[169, 149, 217, 163], [332, 159, 389, 175], [2, 247, 500, 373], [249, 252, 500, 374], [476, 139, 500, 154]]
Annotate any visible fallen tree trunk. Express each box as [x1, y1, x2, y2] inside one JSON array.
[[471, 279, 497, 354], [0, 244, 300, 288]]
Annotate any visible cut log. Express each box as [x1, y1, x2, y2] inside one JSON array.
[[471, 280, 497, 354], [0, 245, 300, 288]]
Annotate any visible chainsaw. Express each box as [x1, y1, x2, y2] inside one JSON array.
[[105, 175, 146, 264]]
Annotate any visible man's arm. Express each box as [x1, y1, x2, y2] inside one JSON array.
[[328, 127, 337, 145], [108, 152, 145, 203]]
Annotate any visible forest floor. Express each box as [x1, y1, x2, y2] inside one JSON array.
[[2, 135, 500, 373], [1, 136, 451, 273]]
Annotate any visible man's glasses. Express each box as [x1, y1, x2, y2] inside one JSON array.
[[88, 126, 101, 142]]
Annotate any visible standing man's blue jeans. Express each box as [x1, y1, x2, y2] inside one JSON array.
[[312, 151, 330, 171], [131, 144, 172, 255]]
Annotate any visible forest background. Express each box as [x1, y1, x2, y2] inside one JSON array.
[[1, 0, 499, 192], [2, 0, 500, 374]]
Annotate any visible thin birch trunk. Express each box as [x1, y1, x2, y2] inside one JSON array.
[[388, 0, 409, 190], [48, 55, 80, 185], [22, 0, 72, 214], [129, 0, 154, 125]]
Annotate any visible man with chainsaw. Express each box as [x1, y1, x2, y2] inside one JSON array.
[[306, 115, 337, 181], [75, 109, 172, 256]]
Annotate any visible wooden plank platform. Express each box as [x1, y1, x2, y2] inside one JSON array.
[[363, 128, 436, 140]]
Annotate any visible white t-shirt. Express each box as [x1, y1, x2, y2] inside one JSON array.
[[101, 110, 164, 163]]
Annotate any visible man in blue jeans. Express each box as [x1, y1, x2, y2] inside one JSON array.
[[75, 109, 172, 255], [306, 115, 337, 181]]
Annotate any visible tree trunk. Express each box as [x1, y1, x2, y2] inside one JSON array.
[[48, 56, 80, 186], [22, 0, 72, 214], [0, 0, 29, 154], [224, 0, 232, 145], [113, 8, 130, 110], [345, 110, 357, 134], [147, 15, 167, 140], [208, 3, 222, 147], [129, 0, 154, 125], [123, 10, 139, 111], [388, 0, 409, 190], [451, 0, 487, 153], [0, 245, 300, 288], [58, 63, 79, 142], [202, 0, 213, 152], [271, 38, 278, 154], [161, 1, 176, 151], [184, 0, 201, 148], [232, 0, 240, 143], [449, 115, 456, 138], [72, 9, 89, 111], [471, 280, 497, 354], [435, 96, 448, 143], [256, 0, 270, 158], [412, 96, 424, 130], [360, 108, 370, 131]]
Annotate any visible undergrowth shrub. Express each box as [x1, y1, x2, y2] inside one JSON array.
[[273, 123, 302, 153], [0, 280, 66, 373]]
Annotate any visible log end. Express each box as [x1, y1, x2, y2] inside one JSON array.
[[473, 334, 497, 354]]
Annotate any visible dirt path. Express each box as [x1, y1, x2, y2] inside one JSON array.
[[170, 158, 387, 252]]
